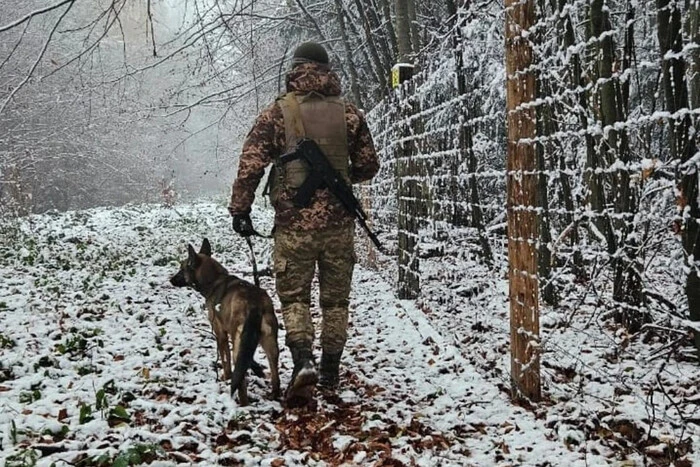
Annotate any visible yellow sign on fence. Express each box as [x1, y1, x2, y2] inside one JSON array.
[[391, 63, 414, 88]]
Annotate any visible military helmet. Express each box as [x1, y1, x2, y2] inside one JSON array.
[[291, 41, 329, 67]]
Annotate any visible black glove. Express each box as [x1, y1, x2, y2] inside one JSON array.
[[231, 213, 255, 237]]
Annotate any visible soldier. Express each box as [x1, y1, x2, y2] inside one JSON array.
[[229, 41, 380, 407]]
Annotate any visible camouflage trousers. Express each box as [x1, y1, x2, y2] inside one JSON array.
[[273, 224, 355, 354]]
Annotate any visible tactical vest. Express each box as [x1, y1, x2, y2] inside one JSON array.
[[269, 91, 349, 204]]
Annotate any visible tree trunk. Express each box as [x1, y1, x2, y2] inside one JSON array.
[[662, 0, 700, 355], [407, 0, 420, 57], [688, 0, 700, 357], [353, 0, 390, 91], [558, 0, 585, 277], [590, 0, 617, 152], [339, 5, 385, 100], [334, 0, 363, 107], [505, 0, 541, 402], [534, 0, 555, 305], [450, 5, 492, 262], [536, 124, 555, 306], [689, 0, 700, 110], [588, 0, 643, 329], [395, 0, 412, 62], [449, 3, 467, 227], [465, 119, 494, 265], [611, 3, 644, 332], [363, 0, 395, 72], [658, 0, 692, 160], [378, 0, 399, 58], [446, 0, 457, 20], [586, 0, 615, 246]]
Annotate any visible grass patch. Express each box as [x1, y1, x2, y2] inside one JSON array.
[[33, 355, 57, 371], [87, 443, 165, 467], [5, 448, 38, 467], [19, 390, 41, 404], [0, 332, 16, 348]]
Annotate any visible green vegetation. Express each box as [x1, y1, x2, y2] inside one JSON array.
[[0, 332, 16, 348], [5, 448, 38, 467]]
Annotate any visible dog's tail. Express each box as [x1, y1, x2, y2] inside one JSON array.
[[230, 303, 263, 396]]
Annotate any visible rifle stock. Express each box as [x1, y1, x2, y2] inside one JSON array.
[[279, 138, 385, 253]]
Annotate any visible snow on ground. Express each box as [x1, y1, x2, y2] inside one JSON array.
[[0, 199, 697, 466], [365, 227, 700, 466]]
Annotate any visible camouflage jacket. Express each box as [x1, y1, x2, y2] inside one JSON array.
[[229, 63, 379, 231]]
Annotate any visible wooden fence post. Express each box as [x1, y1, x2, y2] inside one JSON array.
[[505, 0, 541, 401]]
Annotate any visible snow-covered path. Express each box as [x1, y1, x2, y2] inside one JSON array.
[[341, 268, 605, 466], [0, 201, 692, 466]]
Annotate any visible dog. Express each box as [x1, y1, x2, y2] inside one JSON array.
[[170, 238, 280, 405]]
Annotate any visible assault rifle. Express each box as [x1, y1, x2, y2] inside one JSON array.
[[279, 138, 385, 253]]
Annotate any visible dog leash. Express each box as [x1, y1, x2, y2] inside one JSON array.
[[245, 236, 261, 288]]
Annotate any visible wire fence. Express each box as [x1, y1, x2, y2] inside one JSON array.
[[363, 0, 698, 330], [358, 0, 700, 449]]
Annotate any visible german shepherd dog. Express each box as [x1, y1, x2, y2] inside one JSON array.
[[170, 239, 281, 405]]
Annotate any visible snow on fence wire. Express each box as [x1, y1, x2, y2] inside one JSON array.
[[362, 0, 699, 349]]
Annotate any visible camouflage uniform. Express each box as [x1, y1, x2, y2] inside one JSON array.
[[274, 226, 355, 352], [229, 62, 379, 355]]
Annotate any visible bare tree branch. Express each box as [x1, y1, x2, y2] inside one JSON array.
[[0, 0, 74, 34], [292, 0, 349, 83], [0, 16, 31, 72], [43, 0, 127, 79], [147, 0, 157, 57], [0, 1, 76, 115]]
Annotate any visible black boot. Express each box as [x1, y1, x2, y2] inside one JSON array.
[[285, 342, 318, 407], [318, 350, 342, 391]]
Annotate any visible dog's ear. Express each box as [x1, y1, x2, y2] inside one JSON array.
[[187, 244, 198, 265], [200, 238, 212, 256]]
